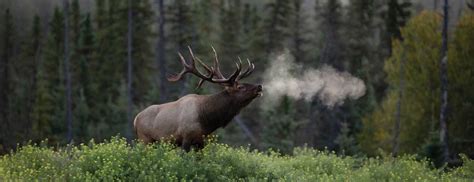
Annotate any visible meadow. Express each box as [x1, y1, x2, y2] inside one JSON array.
[[1, 137, 473, 181]]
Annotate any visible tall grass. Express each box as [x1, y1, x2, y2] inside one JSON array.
[[0, 137, 472, 181]]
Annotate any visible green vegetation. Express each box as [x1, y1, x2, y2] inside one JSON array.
[[360, 12, 474, 158], [1, 137, 473, 181]]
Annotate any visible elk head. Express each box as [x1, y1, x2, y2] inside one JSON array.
[[167, 46, 263, 106]]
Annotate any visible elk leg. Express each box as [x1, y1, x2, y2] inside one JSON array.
[[137, 133, 153, 144], [181, 139, 191, 152], [193, 140, 204, 150]]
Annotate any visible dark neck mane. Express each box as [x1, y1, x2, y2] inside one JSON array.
[[198, 90, 243, 133]]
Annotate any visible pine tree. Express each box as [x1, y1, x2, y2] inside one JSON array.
[[71, 0, 80, 47], [126, 0, 133, 140], [308, 0, 346, 151], [130, 0, 154, 103], [9, 15, 43, 143], [156, 0, 167, 102], [167, 0, 195, 97], [263, 0, 292, 54], [261, 96, 301, 153], [218, 0, 243, 71], [63, 0, 73, 143], [334, 122, 360, 155], [317, 0, 345, 70], [74, 13, 95, 141], [0, 8, 15, 152], [33, 7, 66, 143], [239, 3, 265, 71], [342, 0, 381, 155], [383, 0, 411, 55], [168, 0, 194, 53], [290, 0, 309, 64], [92, 0, 127, 135]]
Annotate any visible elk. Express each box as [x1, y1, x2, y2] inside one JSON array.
[[133, 47, 262, 151]]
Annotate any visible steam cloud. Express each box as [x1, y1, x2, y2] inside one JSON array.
[[262, 50, 366, 108]]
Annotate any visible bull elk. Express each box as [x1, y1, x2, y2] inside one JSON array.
[[133, 47, 262, 151]]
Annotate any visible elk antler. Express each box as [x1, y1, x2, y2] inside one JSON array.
[[167, 46, 255, 88]]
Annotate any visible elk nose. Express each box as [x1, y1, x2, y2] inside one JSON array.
[[257, 85, 262, 92]]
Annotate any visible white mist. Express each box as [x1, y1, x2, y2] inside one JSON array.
[[262, 50, 366, 109]]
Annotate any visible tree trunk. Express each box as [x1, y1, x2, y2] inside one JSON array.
[[156, 0, 167, 102], [63, 0, 73, 143], [392, 45, 405, 156], [439, 0, 450, 163], [126, 0, 134, 141]]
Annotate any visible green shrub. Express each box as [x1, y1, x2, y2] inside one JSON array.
[[0, 137, 472, 181]]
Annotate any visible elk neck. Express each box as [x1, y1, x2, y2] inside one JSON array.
[[198, 90, 244, 133]]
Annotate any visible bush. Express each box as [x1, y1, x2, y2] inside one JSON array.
[[0, 137, 472, 181]]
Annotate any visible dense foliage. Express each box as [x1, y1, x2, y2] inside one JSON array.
[[359, 12, 474, 159], [1, 137, 473, 181]]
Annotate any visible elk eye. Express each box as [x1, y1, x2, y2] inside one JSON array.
[[237, 85, 244, 90]]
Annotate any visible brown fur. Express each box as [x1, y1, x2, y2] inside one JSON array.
[[134, 83, 262, 151]]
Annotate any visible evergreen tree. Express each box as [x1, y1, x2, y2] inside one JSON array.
[[92, 0, 127, 136], [383, 0, 411, 55], [218, 0, 242, 71], [168, 0, 194, 53], [334, 122, 360, 155], [263, 0, 292, 54], [155, 0, 167, 103], [167, 0, 195, 97], [240, 3, 265, 62], [70, 0, 82, 94], [191, 0, 218, 51], [63, 0, 73, 143], [74, 13, 95, 141], [33, 7, 66, 143], [290, 0, 309, 64], [71, 0, 80, 47], [9, 15, 43, 143], [317, 0, 345, 70], [308, 0, 346, 151], [261, 97, 301, 154], [130, 0, 154, 103], [0, 8, 15, 152], [95, 0, 107, 30], [341, 0, 381, 154]]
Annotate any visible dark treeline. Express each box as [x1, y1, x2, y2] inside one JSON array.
[[1, 0, 473, 165]]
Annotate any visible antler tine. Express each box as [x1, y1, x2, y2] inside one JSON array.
[[236, 58, 255, 81], [195, 57, 213, 74], [187, 46, 196, 67], [194, 56, 214, 89], [190, 47, 216, 89], [167, 52, 190, 81], [168, 47, 214, 84], [229, 59, 242, 82], [211, 46, 225, 79], [169, 46, 253, 87], [194, 57, 215, 89]]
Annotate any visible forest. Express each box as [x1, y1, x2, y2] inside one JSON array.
[[1, 0, 474, 179]]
